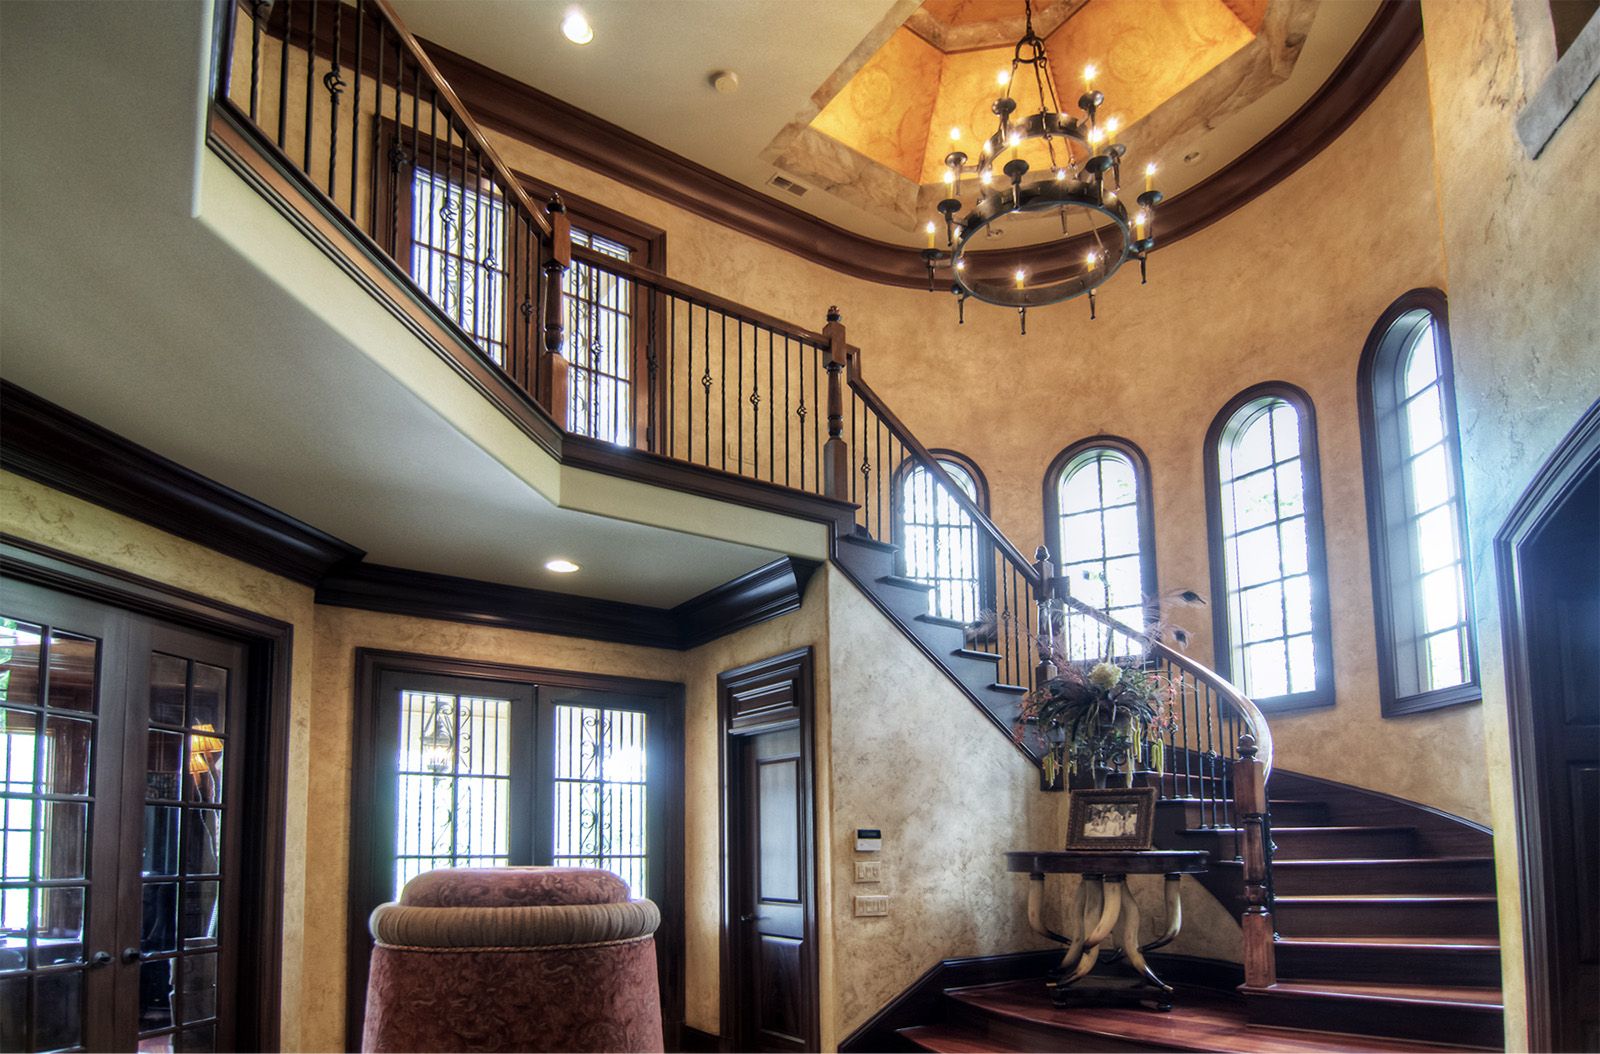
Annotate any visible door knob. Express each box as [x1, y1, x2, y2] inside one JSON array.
[[740, 914, 770, 922], [121, 947, 141, 964], [89, 951, 112, 968]]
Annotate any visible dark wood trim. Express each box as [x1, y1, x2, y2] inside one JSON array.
[[717, 648, 820, 1053], [417, 2, 1421, 288], [675, 558, 821, 649], [318, 556, 820, 650], [1, 534, 294, 1053], [676, 1024, 720, 1053], [1355, 288, 1482, 717], [345, 647, 687, 1052], [317, 560, 680, 647], [0, 380, 364, 586], [561, 433, 860, 536], [1202, 381, 1336, 712], [1493, 396, 1600, 1054], [1041, 435, 1159, 623]]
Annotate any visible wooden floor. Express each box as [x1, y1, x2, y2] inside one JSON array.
[[899, 980, 1500, 1053]]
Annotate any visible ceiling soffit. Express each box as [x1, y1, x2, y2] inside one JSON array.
[[764, 0, 1316, 232]]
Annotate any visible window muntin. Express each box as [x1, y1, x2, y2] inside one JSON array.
[[1057, 450, 1143, 625], [552, 705, 648, 896], [1360, 294, 1479, 714], [564, 230, 635, 444], [1208, 387, 1332, 707], [898, 458, 984, 622]]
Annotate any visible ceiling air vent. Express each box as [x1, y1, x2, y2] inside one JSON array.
[[766, 174, 808, 198]]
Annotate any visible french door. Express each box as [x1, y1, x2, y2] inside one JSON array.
[[1, 582, 246, 1053], [346, 653, 684, 1049]]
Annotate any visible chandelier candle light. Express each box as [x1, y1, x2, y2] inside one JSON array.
[[921, 0, 1163, 331]]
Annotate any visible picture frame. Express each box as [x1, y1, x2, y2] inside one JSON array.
[[1064, 787, 1158, 851]]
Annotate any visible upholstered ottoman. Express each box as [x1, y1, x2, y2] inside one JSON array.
[[362, 867, 663, 1053]]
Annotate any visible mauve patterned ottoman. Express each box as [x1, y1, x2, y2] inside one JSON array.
[[362, 867, 663, 1053]]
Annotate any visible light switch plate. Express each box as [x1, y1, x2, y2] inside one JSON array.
[[854, 895, 889, 917], [855, 860, 881, 883]]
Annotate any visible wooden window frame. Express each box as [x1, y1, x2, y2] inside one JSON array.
[[373, 120, 667, 445], [345, 649, 686, 1051], [1358, 289, 1481, 716], [1204, 382, 1336, 711], [1042, 436, 1158, 628], [890, 450, 993, 624]]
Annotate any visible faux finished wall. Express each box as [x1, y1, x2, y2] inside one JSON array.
[[1417, 1, 1600, 1046]]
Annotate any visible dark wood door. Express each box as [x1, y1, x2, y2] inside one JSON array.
[[1, 584, 246, 1053], [735, 726, 808, 1053], [720, 648, 816, 1054], [1520, 462, 1598, 1052]]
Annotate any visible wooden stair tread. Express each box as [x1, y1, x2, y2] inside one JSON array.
[[877, 574, 936, 592], [1267, 902, 1491, 908], [1217, 856, 1495, 867], [1277, 935, 1500, 949], [1258, 981, 1503, 1008], [951, 647, 1001, 663], [898, 1022, 999, 1053], [938, 981, 1492, 1053]]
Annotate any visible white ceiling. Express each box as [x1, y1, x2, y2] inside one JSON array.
[[0, 0, 789, 609]]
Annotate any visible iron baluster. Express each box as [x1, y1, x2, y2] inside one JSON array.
[[277, 0, 291, 147], [324, 1, 342, 196], [303, 0, 315, 172], [349, 0, 361, 216]]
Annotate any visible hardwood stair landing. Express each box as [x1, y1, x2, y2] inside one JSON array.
[[898, 979, 1498, 1053]]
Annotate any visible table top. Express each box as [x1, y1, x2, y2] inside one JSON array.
[[1004, 849, 1209, 875]]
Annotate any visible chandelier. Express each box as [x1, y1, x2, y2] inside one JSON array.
[[920, 0, 1164, 330]]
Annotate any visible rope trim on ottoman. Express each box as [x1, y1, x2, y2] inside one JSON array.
[[370, 898, 661, 948], [373, 934, 655, 954]]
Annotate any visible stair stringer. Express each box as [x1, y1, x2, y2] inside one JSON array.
[[831, 530, 1044, 768]]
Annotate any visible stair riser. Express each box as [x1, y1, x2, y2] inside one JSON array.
[[1244, 989, 1503, 1049], [1156, 800, 1329, 830], [1274, 901, 1500, 938], [1271, 861, 1497, 896], [1165, 828, 1420, 860], [1274, 944, 1502, 986]]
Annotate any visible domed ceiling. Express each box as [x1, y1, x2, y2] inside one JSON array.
[[388, 0, 1381, 248]]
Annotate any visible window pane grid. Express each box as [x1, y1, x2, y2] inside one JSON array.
[[393, 693, 512, 899], [564, 229, 635, 445], [552, 706, 647, 898], [900, 463, 981, 622], [1220, 400, 1317, 699]]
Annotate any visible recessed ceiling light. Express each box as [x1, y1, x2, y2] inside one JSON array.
[[711, 70, 739, 94], [545, 559, 580, 573], [561, 10, 593, 45]]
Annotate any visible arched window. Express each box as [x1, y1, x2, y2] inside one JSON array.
[[895, 452, 988, 622], [1359, 290, 1478, 715], [1205, 383, 1334, 708], [1044, 438, 1156, 649]]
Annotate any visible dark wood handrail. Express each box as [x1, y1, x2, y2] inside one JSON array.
[[844, 361, 1042, 581], [370, 0, 552, 242], [570, 243, 829, 348]]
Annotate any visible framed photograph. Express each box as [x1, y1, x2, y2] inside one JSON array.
[[1064, 787, 1157, 851]]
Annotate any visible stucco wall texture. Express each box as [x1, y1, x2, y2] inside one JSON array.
[[1419, 2, 1600, 1047]]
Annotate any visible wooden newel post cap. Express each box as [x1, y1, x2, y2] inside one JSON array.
[[1238, 733, 1258, 760]]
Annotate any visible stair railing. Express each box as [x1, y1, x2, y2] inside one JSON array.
[[214, 0, 574, 420]]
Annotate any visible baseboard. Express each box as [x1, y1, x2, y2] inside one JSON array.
[[676, 1024, 720, 1053]]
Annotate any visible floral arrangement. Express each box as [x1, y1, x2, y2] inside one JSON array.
[[1014, 588, 1204, 788]]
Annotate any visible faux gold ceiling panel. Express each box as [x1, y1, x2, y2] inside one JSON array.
[[810, 0, 1260, 189]]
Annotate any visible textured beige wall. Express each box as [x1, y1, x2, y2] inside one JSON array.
[[822, 565, 1064, 1041], [1418, 2, 1600, 1047], [0, 472, 324, 1051], [491, 51, 1490, 823]]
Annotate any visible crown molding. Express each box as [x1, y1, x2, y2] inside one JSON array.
[[0, 379, 365, 586], [317, 556, 821, 650], [420, 0, 1422, 289]]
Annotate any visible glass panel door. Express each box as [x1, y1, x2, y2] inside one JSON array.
[[0, 608, 118, 1054]]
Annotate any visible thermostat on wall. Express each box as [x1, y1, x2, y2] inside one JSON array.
[[855, 828, 882, 852]]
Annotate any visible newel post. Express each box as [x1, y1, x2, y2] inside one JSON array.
[[1032, 546, 1058, 685], [822, 306, 850, 503], [540, 194, 571, 430], [1235, 732, 1276, 989]]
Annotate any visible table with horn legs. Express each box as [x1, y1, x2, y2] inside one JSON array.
[[1004, 850, 1210, 1011]]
